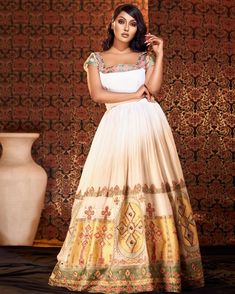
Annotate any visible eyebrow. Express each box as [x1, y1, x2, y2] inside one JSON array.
[[117, 16, 137, 22]]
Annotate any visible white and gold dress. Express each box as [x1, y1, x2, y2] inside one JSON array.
[[49, 52, 204, 293]]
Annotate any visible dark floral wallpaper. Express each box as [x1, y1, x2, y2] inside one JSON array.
[[149, 0, 234, 246], [0, 0, 234, 246]]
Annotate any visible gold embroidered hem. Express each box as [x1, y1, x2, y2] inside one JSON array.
[[49, 261, 204, 293], [49, 184, 204, 293]]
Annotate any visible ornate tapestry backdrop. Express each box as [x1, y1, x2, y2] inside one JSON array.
[[0, 0, 234, 246]]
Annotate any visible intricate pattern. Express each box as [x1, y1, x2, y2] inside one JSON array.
[[83, 52, 155, 73], [49, 183, 204, 293], [148, 0, 234, 246], [0, 0, 234, 246], [117, 202, 145, 257], [49, 261, 203, 293], [76, 180, 186, 198]]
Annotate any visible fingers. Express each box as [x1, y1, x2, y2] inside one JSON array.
[[143, 85, 151, 101], [145, 34, 163, 46], [145, 38, 161, 46], [145, 91, 151, 101], [137, 84, 151, 101], [145, 33, 162, 40]]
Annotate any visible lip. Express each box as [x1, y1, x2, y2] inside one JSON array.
[[121, 33, 129, 38]]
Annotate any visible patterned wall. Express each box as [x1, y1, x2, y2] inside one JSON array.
[[0, 0, 233, 246], [148, 0, 234, 246], [0, 0, 148, 246]]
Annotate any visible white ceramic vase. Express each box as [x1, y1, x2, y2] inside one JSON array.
[[0, 133, 47, 245]]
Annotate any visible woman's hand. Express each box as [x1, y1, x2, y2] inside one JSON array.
[[135, 84, 151, 101], [145, 33, 163, 57]]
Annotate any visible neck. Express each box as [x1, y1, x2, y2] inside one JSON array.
[[111, 39, 131, 54]]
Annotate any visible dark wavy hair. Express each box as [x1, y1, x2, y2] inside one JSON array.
[[102, 4, 147, 52]]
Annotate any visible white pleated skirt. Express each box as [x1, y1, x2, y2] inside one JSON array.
[[49, 98, 204, 293]]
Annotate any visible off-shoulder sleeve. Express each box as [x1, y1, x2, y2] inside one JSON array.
[[146, 53, 156, 68], [83, 52, 98, 72]]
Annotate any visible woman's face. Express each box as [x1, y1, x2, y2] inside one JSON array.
[[112, 11, 138, 43]]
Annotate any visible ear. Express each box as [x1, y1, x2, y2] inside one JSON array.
[[111, 21, 115, 30]]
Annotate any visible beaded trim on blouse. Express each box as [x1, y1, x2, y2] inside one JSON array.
[[84, 52, 155, 73]]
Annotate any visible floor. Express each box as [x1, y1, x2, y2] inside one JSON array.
[[0, 246, 234, 294]]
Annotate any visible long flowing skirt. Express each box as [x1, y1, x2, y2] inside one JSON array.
[[49, 99, 204, 293]]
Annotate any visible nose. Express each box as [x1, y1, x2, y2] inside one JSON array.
[[124, 23, 129, 31]]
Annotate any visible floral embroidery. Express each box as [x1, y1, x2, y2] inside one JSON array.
[[49, 260, 204, 293], [146, 203, 155, 218], [84, 206, 95, 220], [101, 206, 111, 219], [95, 52, 146, 73], [76, 180, 186, 199], [49, 183, 204, 292], [94, 225, 113, 265], [78, 224, 93, 266], [83, 51, 155, 74]]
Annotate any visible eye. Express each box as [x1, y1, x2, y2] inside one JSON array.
[[117, 19, 125, 24], [130, 22, 137, 27]]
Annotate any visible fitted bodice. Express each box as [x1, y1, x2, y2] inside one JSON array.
[[100, 68, 145, 93], [83, 51, 155, 110], [99, 68, 146, 110]]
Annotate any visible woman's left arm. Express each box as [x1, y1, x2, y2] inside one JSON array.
[[144, 34, 164, 96]]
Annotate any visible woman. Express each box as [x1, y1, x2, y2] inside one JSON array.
[[49, 4, 204, 293]]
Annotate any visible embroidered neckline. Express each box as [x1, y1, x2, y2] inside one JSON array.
[[95, 51, 146, 73], [98, 52, 145, 68]]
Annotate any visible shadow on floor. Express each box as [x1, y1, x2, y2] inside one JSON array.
[[0, 246, 234, 294]]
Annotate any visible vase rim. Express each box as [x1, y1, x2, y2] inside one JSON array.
[[0, 133, 40, 138]]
